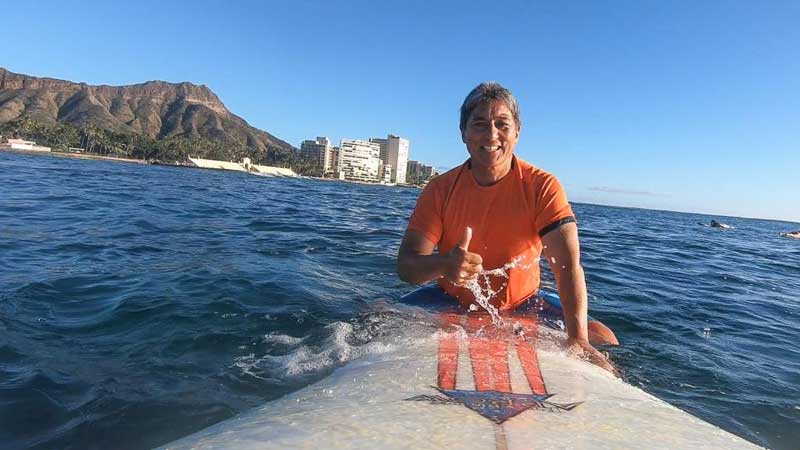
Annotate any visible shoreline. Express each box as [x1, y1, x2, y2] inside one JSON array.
[[2, 149, 795, 222], [0, 148, 425, 189], [303, 174, 422, 189], [1, 148, 148, 165], [51, 151, 149, 165]]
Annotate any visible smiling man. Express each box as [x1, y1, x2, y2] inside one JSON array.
[[397, 82, 615, 373]]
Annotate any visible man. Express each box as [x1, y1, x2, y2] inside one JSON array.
[[397, 82, 615, 374]]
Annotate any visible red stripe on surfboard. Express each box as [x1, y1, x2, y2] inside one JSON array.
[[490, 339, 511, 392], [513, 315, 547, 395], [465, 315, 511, 392], [437, 313, 462, 390], [514, 342, 546, 395], [437, 312, 543, 394], [468, 341, 492, 389], [466, 315, 491, 391], [438, 334, 458, 390]]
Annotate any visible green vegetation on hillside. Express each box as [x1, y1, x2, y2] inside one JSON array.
[[0, 117, 320, 173]]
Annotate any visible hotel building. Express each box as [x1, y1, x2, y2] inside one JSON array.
[[369, 137, 388, 162], [300, 137, 333, 177], [338, 139, 381, 182], [378, 163, 393, 183], [329, 146, 340, 176], [370, 135, 408, 184], [406, 160, 438, 185]]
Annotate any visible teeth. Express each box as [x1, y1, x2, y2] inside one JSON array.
[[482, 146, 501, 152]]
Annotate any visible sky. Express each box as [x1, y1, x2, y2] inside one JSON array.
[[2, 0, 798, 223]]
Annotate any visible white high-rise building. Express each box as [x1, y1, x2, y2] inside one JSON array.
[[338, 139, 381, 182], [379, 135, 408, 184]]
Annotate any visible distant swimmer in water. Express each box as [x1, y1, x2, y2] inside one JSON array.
[[779, 231, 800, 239], [707, 219, 734, 230]]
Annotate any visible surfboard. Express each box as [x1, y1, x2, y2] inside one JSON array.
[[160, 289, 761, 450]]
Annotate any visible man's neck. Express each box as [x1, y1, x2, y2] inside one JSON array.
[[470, 159, 513, 186]]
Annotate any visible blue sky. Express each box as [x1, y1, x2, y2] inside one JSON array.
[[2, 1, 798, 222]]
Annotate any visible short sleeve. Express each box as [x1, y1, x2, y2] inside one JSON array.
[[406, 181, 444, 245], [533, 173, 575, 236]]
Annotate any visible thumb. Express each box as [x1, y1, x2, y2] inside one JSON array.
[[458, 227, 473, 251]]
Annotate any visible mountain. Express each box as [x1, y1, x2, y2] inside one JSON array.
[[0, 67, 295, 156]]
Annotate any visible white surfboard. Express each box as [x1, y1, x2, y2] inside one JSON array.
[[160, 308, 761, 450]]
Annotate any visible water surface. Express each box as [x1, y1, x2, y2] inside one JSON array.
[[1, 152, 798, 449]]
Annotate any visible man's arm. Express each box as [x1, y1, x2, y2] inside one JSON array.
[[541, 222, 618, 375], [397, 228, 483, 286]]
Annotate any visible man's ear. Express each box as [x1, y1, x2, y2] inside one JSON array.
[[460, 127, 467, 144]]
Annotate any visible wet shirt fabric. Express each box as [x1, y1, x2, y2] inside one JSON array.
[[407, 156, 575, 311]]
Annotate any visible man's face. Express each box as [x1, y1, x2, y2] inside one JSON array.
[[461, 100, 520, 173]]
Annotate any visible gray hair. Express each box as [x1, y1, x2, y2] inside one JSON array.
[[459, 82, 521, 131]]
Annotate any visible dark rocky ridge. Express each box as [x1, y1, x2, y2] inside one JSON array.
[[0, 67, 294, 153]]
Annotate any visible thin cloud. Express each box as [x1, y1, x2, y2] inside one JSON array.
[[588, 186, 665, 197]]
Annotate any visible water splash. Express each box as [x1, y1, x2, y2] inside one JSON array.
[[231, 321, 397, 380], [460, 254, 537, 327]]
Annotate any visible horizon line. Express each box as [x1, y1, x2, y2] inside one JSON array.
[[570, 200, 800, 226]]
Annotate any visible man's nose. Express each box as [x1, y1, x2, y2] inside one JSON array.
[[488, 123, 500, 141]]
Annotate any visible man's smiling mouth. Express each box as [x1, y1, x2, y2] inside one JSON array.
[[481, 145, 502, 152]]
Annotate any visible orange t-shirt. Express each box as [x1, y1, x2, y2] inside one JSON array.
[[406, 156, 575, 311]]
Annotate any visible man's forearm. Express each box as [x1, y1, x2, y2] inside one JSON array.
[[397, 253, 448, 285], [553, 264, 590, 341]]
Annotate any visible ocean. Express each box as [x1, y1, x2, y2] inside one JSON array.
[[1, 151, 798, 450]]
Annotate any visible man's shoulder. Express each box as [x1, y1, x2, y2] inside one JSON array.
[[423, 163, 466, 192], [515, 157, 558, 185]]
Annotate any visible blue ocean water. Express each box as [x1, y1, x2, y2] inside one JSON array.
[[1, 151, 798, 450]]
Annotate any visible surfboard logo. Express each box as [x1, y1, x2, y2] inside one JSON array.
[[407, 388, 581, 424], [406, 312, 582, 423]]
